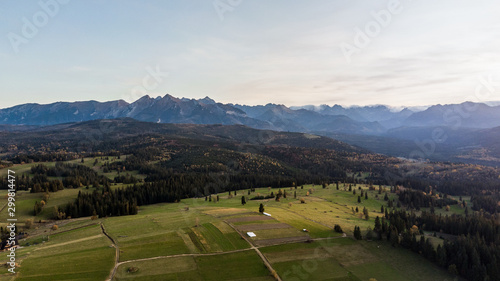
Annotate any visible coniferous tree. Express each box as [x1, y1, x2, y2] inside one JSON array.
[[354, 226, 362, 240], [259, 203, 265, 213], [363, 207, 369, 220], [374, 216, 381, 232]]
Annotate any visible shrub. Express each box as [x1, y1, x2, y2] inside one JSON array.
[[334, 224, 343, 233], [127, 267, 139, 273], [25, 219, 33, 229]]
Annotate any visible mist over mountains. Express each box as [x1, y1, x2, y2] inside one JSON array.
[[2, 94, 500, 165]]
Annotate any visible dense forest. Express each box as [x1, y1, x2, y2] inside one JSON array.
[[373, 210, 500, 281]]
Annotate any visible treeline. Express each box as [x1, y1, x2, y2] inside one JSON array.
[[59, 178, 197, 218], [0, 173, 63, 192], [58, 188, 138, 219], [41, 162, 110, 188], [26, 163, 111, 192], [10, 153, 79, 164], [374, 210, 500, 281], [58, 173, 313, 219], [396, 172, 500, 197], [418, 211, 498, 244], [398, 189, 457, 210], [471, 194, 500, 214]]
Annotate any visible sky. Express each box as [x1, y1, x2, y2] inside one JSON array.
[[1, 0, 500, 109]]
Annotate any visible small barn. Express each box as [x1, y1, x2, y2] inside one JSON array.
[[247, 232, 256, 238]]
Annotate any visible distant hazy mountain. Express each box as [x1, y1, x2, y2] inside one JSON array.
[[0, 100, 130, 126], [233, 103, 385, 134], [3, 95, 500, 165], [291, 104, 415, 129], [1, 95, 500, 139], [0, 95, 268, 128], [0, 118, 364, 156], [0, 95, 384, 134], [402, 102, 500, 128]]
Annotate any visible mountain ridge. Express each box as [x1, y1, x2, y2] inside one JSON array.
[[2, 94, 500, 137]]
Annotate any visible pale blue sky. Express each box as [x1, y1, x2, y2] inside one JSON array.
[[1, 0, 500, 108]]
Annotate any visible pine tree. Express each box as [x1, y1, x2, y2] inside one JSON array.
[[259, 203, 265, 213], [363, 207, 369, 220], [390, 228, 399, 247], [354, 226, 362, 240], [374, 216, 381, 232], [241, 196, 246, 205]]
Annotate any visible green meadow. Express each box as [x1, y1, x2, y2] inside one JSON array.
[[0, 163, 463, 280]]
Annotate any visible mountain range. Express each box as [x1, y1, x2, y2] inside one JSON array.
[[4, 94, 500, 131], [2, 94, 500, 165], [0, 94, 389, 134]]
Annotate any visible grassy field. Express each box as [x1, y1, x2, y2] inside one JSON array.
[[1, 222, 115, 281], [114, 251, 274, 281], [0, 163, 464, 281], [0, 158, 147, 229]]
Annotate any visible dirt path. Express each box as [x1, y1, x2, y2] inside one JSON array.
[[254, 236, 311, 247], [237, 223, 291, 232], [103, 214, 347, 281], [34, 234, 102, 251], [225, 221, 283, 281], [116, 248, 253, 266], [21, 217, 93, 239], [0, 201, 8, 213], [101, 223, 119, 281], [226, 216, 275, 223]]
